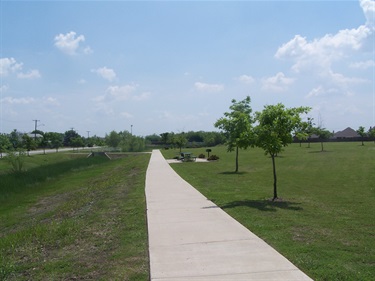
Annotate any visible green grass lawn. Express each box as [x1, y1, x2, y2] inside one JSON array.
[[0, 152, 150, 280], [162, 142, 375, 281]]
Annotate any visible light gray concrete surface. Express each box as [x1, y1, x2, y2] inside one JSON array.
[[146, 149, 313, 281]]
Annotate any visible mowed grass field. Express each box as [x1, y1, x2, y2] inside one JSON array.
[[162, 142, 375, 281], [0, 152, 150, 280]]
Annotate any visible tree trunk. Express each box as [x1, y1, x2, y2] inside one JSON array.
[[321, 141, 324, 151], [271, 154, 277, 201], [235, 146, 239, 173]]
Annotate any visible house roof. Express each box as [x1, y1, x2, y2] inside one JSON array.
[[334, 127, 359, 138], [26, 133, 43, 138]]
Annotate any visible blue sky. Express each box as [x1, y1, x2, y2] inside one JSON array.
[[1, 0, 374, 137]]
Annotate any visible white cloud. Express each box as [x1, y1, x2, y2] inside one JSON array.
[[54, 31, 91, 55], [275, 0, 374, 73], [275, 26, 372, 73], [349, 59, 375, 69], [43, 97, 60, 106], [1, 96, 35, 104], [93, 83, 149, 104], [119, 112, 134, 118], [236, 75, 255, 84], [83, 46, 94, 55], [261, 72, 294, 92], [17, 69, 41, 79], [274, 0, 374, 96], [0, 85, 9, 93], [0, 57, 23, 76], [0, 57, 41, 79], [194, 82, 224, 92], [305, 86, 338, 99], [106, 84, 137, 100], [132, 92, 151, 101], [360, 0, 375, 27], [91, 67, 117, 82]]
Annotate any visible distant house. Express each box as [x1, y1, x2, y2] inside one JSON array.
[[26, 133, 43, 139], [333, 127, 359, 139]]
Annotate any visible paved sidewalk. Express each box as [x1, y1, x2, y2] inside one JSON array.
[[146, 150, 313, 281]]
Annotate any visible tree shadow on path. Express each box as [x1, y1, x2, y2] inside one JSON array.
[[221, 199, 303, 212]]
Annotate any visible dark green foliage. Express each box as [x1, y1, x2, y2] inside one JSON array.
[[207, 155, 219, 161]]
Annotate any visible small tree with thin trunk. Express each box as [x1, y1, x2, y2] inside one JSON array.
[[368, 127, 375, 143], [356, 126, 367, 146], [313, 127, 332, 151], [0, 134, 12, 158], [214, 96, 254, 173], [22, 134, 36, 156], [254, 104, 310, 201], [173, 133, 187, 153]]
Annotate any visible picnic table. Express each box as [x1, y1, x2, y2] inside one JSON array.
[[178, 152, 197, 162]]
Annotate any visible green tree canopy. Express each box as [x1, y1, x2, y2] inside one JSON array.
[[63, 130, 80, 147], [254, 103, 311, 200], [22, 134, 37, 156], [356, 126, 367, 146], [106, 131, 121, 149], [173, 133, 187, 153], [46, 132, 64, 152], [214, 96, 254, 172], [313, 127, 332, 151], [0, 134, 12, 158]]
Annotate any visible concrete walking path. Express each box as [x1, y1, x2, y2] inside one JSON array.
[[145, 150, 313, 281]]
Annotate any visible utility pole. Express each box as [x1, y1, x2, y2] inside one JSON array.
[[87, 131, 90, 138], [32, 119, 40, 140], [131, 125, 133, 135]]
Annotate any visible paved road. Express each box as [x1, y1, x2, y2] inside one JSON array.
[[1, 147, 96, 157], [145, 149, 313, 281]]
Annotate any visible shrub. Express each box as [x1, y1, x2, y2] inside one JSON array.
[[5, 150, 27, 173], [207, 155, 219, 161], [198, 154, 205, 159]]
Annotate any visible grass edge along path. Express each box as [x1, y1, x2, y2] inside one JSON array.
[[162, 143, 375, 281], [0, 153, 150, 280]]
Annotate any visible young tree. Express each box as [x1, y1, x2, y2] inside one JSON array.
[[106, 130, 121, 150], [160, 132, 170, 145], [22, 134, 37, 156], [356, 126, 367, 146], [173, 133, 187, 153], [368, 127, 375, 143], [313, 127, 332, 151], [39, 134, 50, 154], [63, 129, 80, 147], [214, 96, 254, 173], [0, 134, 12, 158], [294, 117, 314, 147], [71, 136, 85, 151], [254, 103, 310, 201], [9, 129, 21, 149], [47, 132, 63, 152]]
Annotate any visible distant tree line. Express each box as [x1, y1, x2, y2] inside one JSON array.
[[145, 131, 225, 149], [0, 129, 105, 158]]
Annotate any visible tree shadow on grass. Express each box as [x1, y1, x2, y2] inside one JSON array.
[[219, 171, 248, 175], [221, 199, 303, 212]]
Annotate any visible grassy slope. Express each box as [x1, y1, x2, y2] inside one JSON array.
[[162, 142, 375, 281], [0, 153, 150, 280]]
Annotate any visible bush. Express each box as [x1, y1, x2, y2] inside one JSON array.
[[207, 155, 219, 161], [198, 154, 205, 159], [5, 150, 26, 173]]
